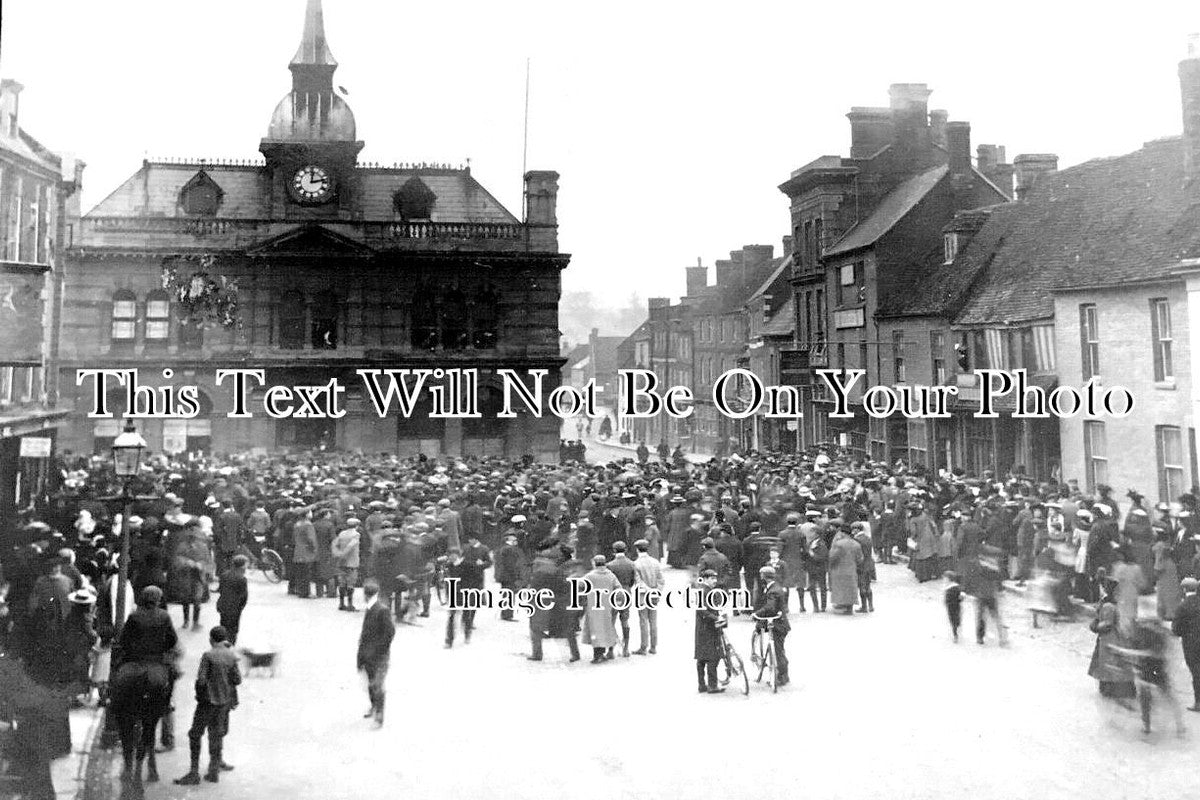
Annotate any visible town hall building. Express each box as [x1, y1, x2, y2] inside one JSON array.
[[57, 0, 569, 460]]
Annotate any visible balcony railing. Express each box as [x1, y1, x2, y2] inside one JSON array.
[[362, 222, 526, 241]]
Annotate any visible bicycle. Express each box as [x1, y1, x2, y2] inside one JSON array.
[[715, 618, 749, 696], [749, 613, 781, 693], [236, 535, 286, 583]]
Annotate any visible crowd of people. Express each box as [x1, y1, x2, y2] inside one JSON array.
[[3, 442, 1200, 794]]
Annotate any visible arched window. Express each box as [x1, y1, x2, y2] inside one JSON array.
[[111, 290, 136, 344], [442, 289, 469, 350], [145, 290, 171, 346], [179, 171, 223, 216], [410, 287, 438, 350], [311, 290, 338, 349], [473, 287, 498, 349], [279, 290, 305, 350]]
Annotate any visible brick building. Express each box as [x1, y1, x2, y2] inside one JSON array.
[[58, 0, 568, 460], [615, 320, 651, 443], [0, 78, 84, 527], [780, 83, 1011, 460]]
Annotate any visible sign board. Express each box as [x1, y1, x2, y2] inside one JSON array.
[[19, 436, 51, 457], [838, 432, 851, 447], [834, 308, 865, 329], [785, 420, 799, 431]]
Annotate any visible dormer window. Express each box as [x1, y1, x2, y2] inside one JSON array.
[[394, 177, 436, 221], [943, 233, 959, 264], [179, 171, 224, 216]]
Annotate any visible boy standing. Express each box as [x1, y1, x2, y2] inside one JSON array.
[[175, 626, 241, 785]]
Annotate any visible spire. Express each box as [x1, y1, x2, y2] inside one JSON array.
[[289, 0, 337, 94]]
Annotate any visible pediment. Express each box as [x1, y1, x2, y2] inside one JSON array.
[[246, 224, 374, 257]]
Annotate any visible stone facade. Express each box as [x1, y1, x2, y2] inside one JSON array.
[[57, 0, 568, 461]]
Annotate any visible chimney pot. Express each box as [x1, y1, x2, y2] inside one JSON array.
[[1180, 42, 1200, 180], [930, 109, 949, 149]]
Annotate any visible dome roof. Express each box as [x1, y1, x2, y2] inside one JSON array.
[[266, 89, 356, 142]]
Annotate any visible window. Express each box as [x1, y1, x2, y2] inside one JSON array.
[[394, 178, 436, 221], [803, 221, 813, 266], [111, 290, 136, 343], [6, 175, 21, 261], [868, 417, 887, 461], [814, 289, 825, 343], [380, 298, 406, 347], [180, 171, 223, 216], [440, 290, 469, 350], [473, 288, 498, 349], [0, 366, 12, 405], [955, 331, 971, 371], [908, 419, 929, 466], [311, 291, 338, 349], [803, 292, 813, 344], [1151, 298, 1173, 382], [279, 291, 305, 349], [931, 330, 947, 384], [836, 261, 865, 306], [18, 366, 33, 402], [145, 291, 170, 344], [1083, 420, 1108, 492], [1080, 304, 1100, 380], [1156, 425, 1185, 502], [943, 233, 959, 264], [893, 331, 905, 383], [411, 287, 438, 350], [813, 218, 823, 260]]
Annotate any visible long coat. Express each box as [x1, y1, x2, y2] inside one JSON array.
[[1088, 598, 1133, 685], [665, 507, 692, 567], [579, 566, 621, 648], [292, 519, 318, 564], [529, 556, 573, 639], [166, 532, 212, 605], [777, 526, 808, 589], [693, 584, 723, 662], [1153, 541, 1182, 620], [828, 532, 863, 607]]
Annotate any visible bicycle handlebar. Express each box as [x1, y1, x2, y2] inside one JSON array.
[[750, 613, 782, 621]]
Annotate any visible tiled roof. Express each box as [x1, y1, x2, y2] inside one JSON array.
[[954, 138, 1200, 326], [879, 204, 1010, 318], [758, 296, 795, 337], [87, 162, 517, 223], [825, 165, 948, 257]]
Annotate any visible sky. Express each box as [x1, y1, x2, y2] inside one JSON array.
[[2, 0, 1198, 308]]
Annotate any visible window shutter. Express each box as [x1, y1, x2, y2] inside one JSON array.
[[1156, 426, 1167, 502], [1079, 305, 1091, 380], [1150, 300, 1163, 382]]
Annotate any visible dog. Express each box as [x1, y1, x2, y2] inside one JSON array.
[[238, 647, 280, 677]]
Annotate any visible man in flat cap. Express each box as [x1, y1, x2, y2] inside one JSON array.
[[694, 568, 725, 693], [751, 565, 790, 686]]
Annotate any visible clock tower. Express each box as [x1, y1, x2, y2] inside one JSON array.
[[260, 0, 363, 217]]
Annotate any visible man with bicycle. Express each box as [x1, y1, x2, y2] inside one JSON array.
[[752, 565, 790, 687], [694, 568, 725, 693]]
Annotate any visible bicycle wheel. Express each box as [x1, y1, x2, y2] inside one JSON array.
[[436, 576, 449, 606], [727, 644, 749, 696], [261, 549, 285, 583], [766, 643, 778, 694], [753, 634, 767, 684]]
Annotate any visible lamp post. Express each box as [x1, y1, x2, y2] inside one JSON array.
[[111, 420, 146, 638]]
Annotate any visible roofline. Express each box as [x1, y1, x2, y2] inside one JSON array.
[[1050, 276, 1184, 293], [951, 317, 1054, 329]]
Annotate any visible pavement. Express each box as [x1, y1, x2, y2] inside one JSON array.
[[73, 557, 1199, 800]]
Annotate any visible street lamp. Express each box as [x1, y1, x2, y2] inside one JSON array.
[[111, 421, 146, 637]]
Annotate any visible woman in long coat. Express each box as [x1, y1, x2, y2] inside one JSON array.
[[579, 555, 621, 661], [1152, 529, 1182, 620], [1087, 578, 1136, 699], [166, 524, 213, 629], [1112, 546, 1146, 637], [1123, 508, 1156, 590], [827, 528, 863, 614]]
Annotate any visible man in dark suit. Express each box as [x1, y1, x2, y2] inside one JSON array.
[[214, 503, 242, 577], [357, 580, 395, 727], [1172, 576, 1200, 711], [216, 555, 249, 645], [752, 565, 790, 686]]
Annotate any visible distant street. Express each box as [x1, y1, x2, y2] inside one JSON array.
[[90, 562, 1197, 800]]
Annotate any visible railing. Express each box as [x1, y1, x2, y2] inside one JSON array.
[[84, 218, 527, 242], [362, 222, 526, 241]]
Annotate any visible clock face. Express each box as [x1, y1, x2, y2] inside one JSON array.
[[291, 165, 333, 202]]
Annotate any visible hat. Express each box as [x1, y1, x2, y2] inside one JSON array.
[[634, 538, 650, 549], [592, 554, 608, 566], [127, 515, 144, 527], [438, 499, 451, 507], [344, 517, 362, 527], [670, 496, 685, 504], [699, 568, 718, 578], [612, 541, 627, 552], [701, 536, 715, 548], [804, 510, 821, 518], [1183, 577, 1199, 592], [69, 588, 96, 605], [758, 565, 776, 578], [1094, 503, 1112, 517], [511, 514, 527, 523], [786, 513, 801, 524]]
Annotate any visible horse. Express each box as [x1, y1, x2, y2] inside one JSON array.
[[108, 661, 172, 795]]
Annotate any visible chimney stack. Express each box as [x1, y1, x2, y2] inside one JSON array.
[[0, 80, 24, 138], [889, 83, 933, 154], [930, 109, 949, 149], [847, 107, 893, 159], [685, 261, 707, 297], [1180, 34, 1200, 181], [946, 121, 971, 176], [1013, 154, 1059, 200], [977, 145, 1014, 199], [782, 234, 794, 256]]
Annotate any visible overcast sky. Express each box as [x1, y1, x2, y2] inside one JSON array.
[[2, 0, 1198, 307]]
